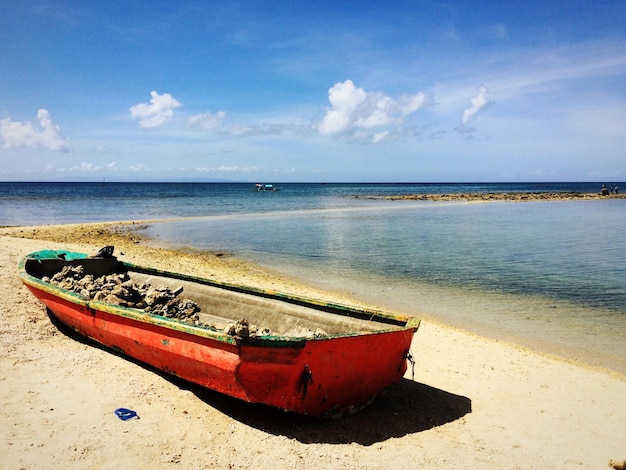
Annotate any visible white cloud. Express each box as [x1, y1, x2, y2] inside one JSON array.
[[0, 109, 69, 151], [128, 164, 150, 172], [215, 165, 259, 173], [130, 91, 182, 128], [70, 162, 101, 172], [223, 123, 299, 137], [462, 85, 493, 125], [372, 131, 391, 143], [227, 125, 261, 137], [318, 80, 428, 142], [187, 111, 226, 131], [319, 80, 367, 135]]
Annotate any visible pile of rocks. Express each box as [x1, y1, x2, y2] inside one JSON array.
[[371, 191, 626, 202], [224, 318, 271, 338], [43, 265, 203, 325], [43, 265, 273, 337]]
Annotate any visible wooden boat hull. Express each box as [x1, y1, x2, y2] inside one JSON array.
[[19, 250, 419, 418]]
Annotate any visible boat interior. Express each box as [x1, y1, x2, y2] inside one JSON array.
[[25, 256, 408, 336]]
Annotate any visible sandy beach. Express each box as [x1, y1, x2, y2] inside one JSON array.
[[2, 222, 626, 469]]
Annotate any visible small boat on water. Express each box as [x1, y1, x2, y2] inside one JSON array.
[[255, 183, 280, 191], [18, 248, 419, 417]]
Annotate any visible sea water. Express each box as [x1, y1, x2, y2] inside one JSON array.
[[2, 182, 625, 372], [0, 181, 610, 225]]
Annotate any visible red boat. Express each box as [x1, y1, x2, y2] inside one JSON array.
[[18, 249, 420, 418]]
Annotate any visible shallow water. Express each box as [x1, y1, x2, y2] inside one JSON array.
[[144, 199, 626, 311], [142, 198, 626, 373]]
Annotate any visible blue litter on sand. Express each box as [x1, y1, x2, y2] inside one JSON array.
[[114, 408, 138, 421]]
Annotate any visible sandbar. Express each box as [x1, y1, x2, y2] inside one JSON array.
[[368, 191, 626, 202]]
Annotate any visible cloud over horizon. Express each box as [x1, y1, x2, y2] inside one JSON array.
[[187, 111, 226, 131], [318, 80, 429, 142], [462, 86, 493, 126], [0, 109, 69, 151], [130, 91, 182, 128]]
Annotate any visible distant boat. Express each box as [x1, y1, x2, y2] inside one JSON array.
[[18, 248, 420, 418], [255, 183, 281, 191]]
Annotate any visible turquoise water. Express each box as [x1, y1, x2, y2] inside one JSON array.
[[3, 182, 625, 372], [145, 200, 625, 311]]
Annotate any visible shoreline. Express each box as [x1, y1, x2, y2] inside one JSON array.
[[4, 220, 626, 377], [2, 223, 626, 468]]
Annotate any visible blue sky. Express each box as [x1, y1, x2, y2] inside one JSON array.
[[1, 1, 625, 182]]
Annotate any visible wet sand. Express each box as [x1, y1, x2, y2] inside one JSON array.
[[2, 221, 626, 469]]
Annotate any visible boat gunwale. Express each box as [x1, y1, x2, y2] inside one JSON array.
[[18, 250, 420, 345]]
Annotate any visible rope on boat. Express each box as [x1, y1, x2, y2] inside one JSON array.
[[406, 352, 415, 381]]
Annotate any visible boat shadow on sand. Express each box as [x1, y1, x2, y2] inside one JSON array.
[[188, 377, 472, 446], [48, 310, 471, 446]]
